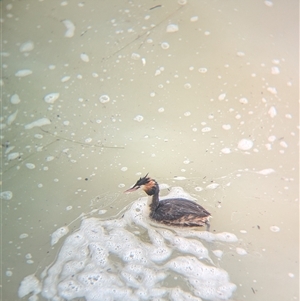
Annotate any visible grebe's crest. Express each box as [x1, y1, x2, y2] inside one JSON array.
[[125, 174, 157, 195]]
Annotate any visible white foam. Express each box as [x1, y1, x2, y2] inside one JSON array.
[[10, 94, 21, 104], [44, 93, 60, 104], [6, 110, 18, 125], [218, 93, 226, 100], [7, 152, 19, 161], [21, 187, 237, 301], [257, 168, 275, 175], [18, 274, 41, 298], [238, 138, 253, 150], [51, 226, 69, 246], [63, 20, 75, 37], [19, 41, 34, 52], [99, 94, 110, 103], [0, 191, 13, 200], [15, 69, 32, 77], [166, 24, 179, 33], [80, 53, 89, 62], [25, 118, 51, 129], [25, 163, 36, 170], [268, 106, 277, 118]]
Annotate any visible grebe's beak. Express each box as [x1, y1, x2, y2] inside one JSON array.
[[124, 185, 140, 193]]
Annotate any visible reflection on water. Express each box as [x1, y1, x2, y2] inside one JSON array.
[[2, 0, 298, 300]]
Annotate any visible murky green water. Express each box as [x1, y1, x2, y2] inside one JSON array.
[[1, 0, 298, 300]]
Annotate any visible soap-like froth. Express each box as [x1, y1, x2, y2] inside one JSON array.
[[21, 187, 237, 300]]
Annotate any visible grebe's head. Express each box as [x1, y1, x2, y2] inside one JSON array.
[[124, 174, 157, 196]]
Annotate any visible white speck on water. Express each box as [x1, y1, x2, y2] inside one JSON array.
[[0, 191, 13, 200], [63, 120, 70, 125], [198, 67, 207, 73], [161, 42, 170, 50], [38, 183, 43, 188], [61, 76, 70, 82], [99, 94, 110, 103], [25, 163, 36, 170], [285, 114, 292, 119], [134, 115, 144, 122], [218, 93, 226, 101], [184, 83, 192, 89], [267, 87, 277, 95], [221, 148, 231, 154], [206, 183, 219, 190], [15, 69, 32, 77], [19, 41, 34, 52], [257, 169, 275, 175], [212, 250, 223, 258], [190, 16, 199, 22], [7, 152, 19, 161], [222, 124, 231, 130], [204, 31, 210, 36], [236, 247, 247, 255], [192, 127, 197, 132], [34, 134, 43, 139], [98, 209, 107, 215], [238, 139, 253, 150], [63, 19, 75, 37], [44, 92, 59, 104], [280, 141, 288, 148], [46, 156, 54, 162], [271, 66, 280, 74], [202, 127, 211, 133], [6, 270, 13, 277], [237, 51, 245, 57], [48, 64, 56, 70], [7, 110, 18, 125], [121, 167, 128, 171], [194, 187, 203, 192], [268, 106, 277, 118], [158, 107, 164, 113], [240, 230, 247, 234], [85, 138, 92, 143], [10, 94, 21, 104], [268, 135, 276, 142], [166, 24, 179, 33], [264, 0, 274, 7], [131, 52, 141, 60], [19, 233, 29, 239], [25, 253, 32, 259], [183, 159, 191, 164], [184, 111, 191, 117], [288, 273, 294, 278], [270, 226, 280, 232], [80, 53, 89, 62], [239, 97, 248, 104], [66, 206, 73, 211], [25, 118, 51, 129]]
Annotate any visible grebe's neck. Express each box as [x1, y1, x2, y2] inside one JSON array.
[[146, 180, 160, 215]]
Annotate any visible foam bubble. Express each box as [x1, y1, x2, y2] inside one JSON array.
[[63, 19, 75, 37], [10, 94, 21, 104], [7, 110, 18, 125], [268, 106, 277, 118], [218, 93, 226, 100], [25, 118, 51, 129], [80, 53, 89, 62], [99, 94, 110, 103], [0, 191, 13, 200], [15, 69, 32, 77], [161, 42, 170, 50], [238, 138, 253, 150], [236, 247, 247, 255], [134, 115, 144, 122], [166, 24, 179, 33], [270, 226, 280, 232], [19, 41, 34, 52], [25, 163, 36, 169], [44, 93, 60, 104]]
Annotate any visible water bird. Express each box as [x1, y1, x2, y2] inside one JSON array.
[[125, 174, 211, 230]]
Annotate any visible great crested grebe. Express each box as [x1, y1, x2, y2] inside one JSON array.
[[125, 174, 211, 230]]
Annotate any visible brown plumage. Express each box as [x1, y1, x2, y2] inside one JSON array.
[[125, 174, 211, 230]]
